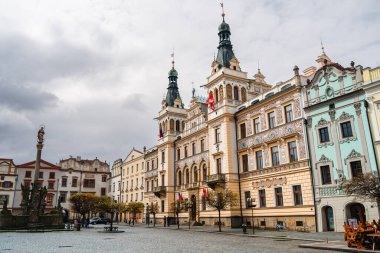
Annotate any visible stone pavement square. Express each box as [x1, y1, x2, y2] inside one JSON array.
[[0, 224, 342, 253]]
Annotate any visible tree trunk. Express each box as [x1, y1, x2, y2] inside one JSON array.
[[177, 212, 179, 229], [110, 212, 114, 231], [218, 209, 221, 232]]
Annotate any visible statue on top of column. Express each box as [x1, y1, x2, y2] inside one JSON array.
[[37, 127, 45, 144]]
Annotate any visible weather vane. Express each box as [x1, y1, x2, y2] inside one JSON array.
[[220, 1, 225, 21], [171, 48, 175, 68]]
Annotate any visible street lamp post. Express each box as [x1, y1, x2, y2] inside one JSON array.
[[186, 201, 193, 230], [246, 197, 256, 234], [146, 203, 150, 227]]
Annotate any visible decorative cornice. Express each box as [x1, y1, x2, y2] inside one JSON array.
[[346, 149, 363, 160], [316, 118, 329, 127], [338, 111, 353, 121]]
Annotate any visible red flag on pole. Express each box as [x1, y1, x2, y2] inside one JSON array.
[[206, 92, 215, 111]]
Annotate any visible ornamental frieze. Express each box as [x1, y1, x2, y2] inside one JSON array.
[[176, 151, 209, 169], [238, 119, 304, 150], [252, 177, 287, 189]]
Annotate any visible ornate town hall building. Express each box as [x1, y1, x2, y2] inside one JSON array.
[[144, 11, 317, 231]]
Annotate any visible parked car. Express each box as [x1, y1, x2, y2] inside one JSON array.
[[90, 217, 110, 225]]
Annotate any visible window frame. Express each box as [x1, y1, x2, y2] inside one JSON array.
[[275, 187, 284, 207], [253, 117, 260, 134], [255, 150, 263, 169], [271, 146, 280, 166], [268, 111, 276, 129], [259, 189, 266, 207], [292, 185, 303, 206], [288, 141, 298, 162], [284, 104, 293, 123]]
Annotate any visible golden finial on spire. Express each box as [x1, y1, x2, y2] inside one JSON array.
[[220, 1, 225, 21]]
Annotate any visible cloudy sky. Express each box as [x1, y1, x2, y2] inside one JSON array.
[[0, 0, 379, 166]]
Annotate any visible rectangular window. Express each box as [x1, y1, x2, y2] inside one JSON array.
[[293, 185, 303, 206], [271, 146, 279, 166], [102, 175, 107, 182], [256, 150, 263, 169], [341, 121, 353, 138], [192, 142, 196, 155], [201, 139, 205, 152], [140, 192, 143, 201], [61, 178, 67, 187], [253, 118, 260, 134], [48, 181, 55, 189], [161, 200, 165, 212], [136, 164, 138, 172], [83, 179, 95, 188], [275, 187, 283, 207], [268, 111, 275, 129], [25, 171, 31, 178], [177, 149, 181, 160], [216, 158, 222, 174], [184, 146, 188, 158], [244, 191, 251, 208], [319, 127, 330, 143], [72, 178, 78, 187], [59, 192, 66, 203], [321, 165, 332, 185], [39, 172, 43, 179], [101, 188, 106, 196], [350, 161, 363, 178], [135, 193, 138, 201], [131, 166, 134, 173], [49, 172, 55, 179], [242, 154, 249, 172], [162, 151, 165, 163], [46, 194, 54, 206], [131, 179, 133, 189], [240, 123, 246, 139], [285, 104, 293, 123], [131, 194, 133, 201], [288, 141, 298, 162], [259, 189, 266, 207], [24, 180, 31, 188], [215, 128, 221, 143]]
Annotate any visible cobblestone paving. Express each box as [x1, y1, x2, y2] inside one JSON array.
[[0, 225, 340, 253]]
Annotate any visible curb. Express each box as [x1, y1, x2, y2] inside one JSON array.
[[149, 226, 325, 242]]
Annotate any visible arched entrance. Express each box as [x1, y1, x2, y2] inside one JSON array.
[[346, 203, 366, 224], [322, 206, 335, 231], [191, 195, 197, 221]]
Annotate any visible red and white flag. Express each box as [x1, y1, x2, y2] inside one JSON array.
[[206, 92, 215, 111]]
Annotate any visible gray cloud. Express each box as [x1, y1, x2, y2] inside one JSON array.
[[0, 0, 379, 165]]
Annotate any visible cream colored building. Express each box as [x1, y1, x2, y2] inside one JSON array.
[[143, 12, 315, 230], [363, 66, 380, 170], [0, 159, 17, 211], [121, 148, 145, 222]]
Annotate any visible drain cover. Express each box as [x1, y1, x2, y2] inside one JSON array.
[[58, 246, 73, 248]]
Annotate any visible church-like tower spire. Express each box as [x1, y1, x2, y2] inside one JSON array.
[[165, 52, 183, 108], [215, 2, 235, 68]]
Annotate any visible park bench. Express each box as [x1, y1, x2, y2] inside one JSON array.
[[104, 226, 118, 232]]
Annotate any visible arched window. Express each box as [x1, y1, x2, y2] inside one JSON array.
[[170, 119, 174, 131], [233, 86, 239, 100], [176, 120, 180, 132], [186, 169, 190, 185], [215, 88, 219, 103], [178, 171, 182, 186], [202, 164, 207, 182], [193, 166, 198, 183], [226, 84, 232, 99], [241, 87, 247, 102], [219, 85, 224, 101], [182, 121, 185, 132]]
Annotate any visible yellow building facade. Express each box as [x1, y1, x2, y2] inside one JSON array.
[[363, 66, 380, 170]]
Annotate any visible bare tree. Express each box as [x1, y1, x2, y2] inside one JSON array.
[[171, 200, 184, 229], [206, 189, 238, 232], [343, 173, 380, 204]]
